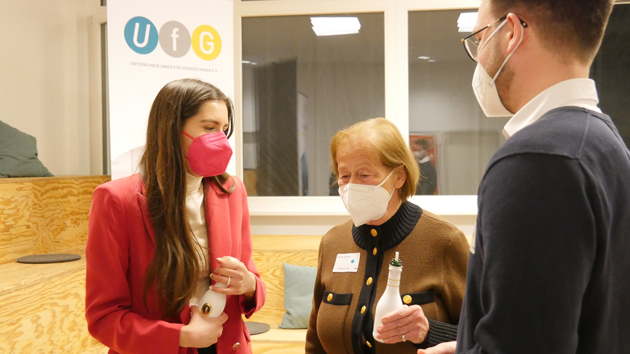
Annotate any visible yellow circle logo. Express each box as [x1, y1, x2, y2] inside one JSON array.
[[191, 25, 222, 61]]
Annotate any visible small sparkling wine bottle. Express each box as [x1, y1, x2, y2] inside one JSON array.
[[198, 283, 227, 317], [372, 251, 403, 343]]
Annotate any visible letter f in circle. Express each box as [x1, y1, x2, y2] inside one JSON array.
[[171, 28, 180, 51]]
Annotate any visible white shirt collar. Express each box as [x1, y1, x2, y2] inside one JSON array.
[[185, 172, 203, 194], [503, 78, 601, 139]]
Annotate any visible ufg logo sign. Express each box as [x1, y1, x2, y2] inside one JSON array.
[[124, 16, 222, 61]]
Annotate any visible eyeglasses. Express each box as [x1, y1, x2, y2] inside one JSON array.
[[461, 15, 528, 62]]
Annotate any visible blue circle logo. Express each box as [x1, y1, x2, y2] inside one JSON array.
[[124, 16, 159, 55], [351, 260, 355, 263]]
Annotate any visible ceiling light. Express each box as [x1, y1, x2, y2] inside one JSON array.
[[418, 56, 430, 60], [457, 12, 478, 32], [428, 59, 436, 63], [311, 17, 361, 37], [242, 60, 251, 64]]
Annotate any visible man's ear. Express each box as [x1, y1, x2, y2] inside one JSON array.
[[505, 13, 525, 53]]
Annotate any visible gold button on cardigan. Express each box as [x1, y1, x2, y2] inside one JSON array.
[[305, 203, 470, 354]]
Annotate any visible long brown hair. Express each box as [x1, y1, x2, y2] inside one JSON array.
[[139, 78, 235, 318]]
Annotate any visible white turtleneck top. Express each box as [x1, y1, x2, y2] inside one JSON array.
[[185, 172, 211, 307]]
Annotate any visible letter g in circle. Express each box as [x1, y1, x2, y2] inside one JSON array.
[[191, 25, 222, 61]]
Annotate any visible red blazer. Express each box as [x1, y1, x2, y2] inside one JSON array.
[[85, 174, 266, 354]]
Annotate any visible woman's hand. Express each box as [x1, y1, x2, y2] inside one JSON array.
[[375, 305, 430, 344], [418, 341, 457, 354], [210, 256, 257, 297], [180, 306, 228, 348]]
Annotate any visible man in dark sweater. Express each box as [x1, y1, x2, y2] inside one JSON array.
[[413, 139, 437, 195], [419, 0, 630, 353]]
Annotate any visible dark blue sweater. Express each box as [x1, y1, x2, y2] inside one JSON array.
[[456, 107, 630, 353]]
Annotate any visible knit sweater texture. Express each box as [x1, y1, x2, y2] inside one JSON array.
[[306, 202, 469, 354], [457, 107, 630, 353]]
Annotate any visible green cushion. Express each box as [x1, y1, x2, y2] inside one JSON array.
[[279, 263, 317, 329], [0, 120, 53, 178]]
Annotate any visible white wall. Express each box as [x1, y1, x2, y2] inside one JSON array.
[[0, 0, 94, 176], [409, 61, 507, 132]]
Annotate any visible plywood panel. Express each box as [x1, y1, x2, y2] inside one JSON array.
[[250, 329, 307, 354], [251, 328, 307, 343], [0, 250, 85, 297], [251, 342, 305, 354], [0, 175, 110, 264], [83, 343, 108, 354], [251, 235, 321, 252], [249, 250, 319, 328], [0, 266, 100, 353]]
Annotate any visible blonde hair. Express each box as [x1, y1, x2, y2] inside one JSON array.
[[330, 118, 420, 200]]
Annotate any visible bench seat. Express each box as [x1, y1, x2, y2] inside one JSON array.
[[0, 249, 102, 353]]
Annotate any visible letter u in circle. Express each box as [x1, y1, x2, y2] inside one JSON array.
[[124, 16, 159, 55], [133, 23, 151, 47]]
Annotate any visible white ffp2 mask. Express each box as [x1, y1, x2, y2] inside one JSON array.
[[338, 169, 397, 227], [472, 19, 524, 118]]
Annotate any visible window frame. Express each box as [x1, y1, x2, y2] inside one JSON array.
[[235, 0, 481, 217], [89, 0, 108, 175], [89, 0, 482, 215]]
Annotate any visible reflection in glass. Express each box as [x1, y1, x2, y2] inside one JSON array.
[[591, 4, 630, 150], [242, 13, 385, 196], [409, 10, 509, 195]]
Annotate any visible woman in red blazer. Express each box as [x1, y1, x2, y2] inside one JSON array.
[[85, 79, 266, 354]]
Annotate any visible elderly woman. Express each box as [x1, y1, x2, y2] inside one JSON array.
[[305, 118, 469, 354]]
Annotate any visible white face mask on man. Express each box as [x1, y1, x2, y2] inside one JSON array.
[[338, 169, 397, 227], [472, 18, 524, 117]]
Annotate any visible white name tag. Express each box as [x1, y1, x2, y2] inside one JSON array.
[[333, 253, 360, 273]]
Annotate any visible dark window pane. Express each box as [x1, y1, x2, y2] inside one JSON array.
[[591, 4, 630, 149]]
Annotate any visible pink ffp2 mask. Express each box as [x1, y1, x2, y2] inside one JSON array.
[[182, 131, 233, 177]]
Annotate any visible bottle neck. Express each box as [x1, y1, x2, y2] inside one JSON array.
[[386, 277, 400, 288], [386, 264, 402, 288]]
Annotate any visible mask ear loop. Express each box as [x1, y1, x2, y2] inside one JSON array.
[[378, 167, 401, 199], [181, 131, 196, 141], [377, 168, 398, 188], [477, 19, 507, 56], [491, 19, 525, 82]]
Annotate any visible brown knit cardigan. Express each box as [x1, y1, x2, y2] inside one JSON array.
[[305, 202, 469, 354]]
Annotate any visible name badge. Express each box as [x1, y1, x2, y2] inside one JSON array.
[[333, 253, 360, 273]]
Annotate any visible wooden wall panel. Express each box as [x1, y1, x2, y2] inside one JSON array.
[[82, 343, 108, 354], [0, 262, 100, 353], [248, 235, 320, 329], [251, 342, 305, 354], [0, 176, 110, 264]]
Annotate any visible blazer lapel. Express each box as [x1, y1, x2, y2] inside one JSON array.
[[204, 178, 233, 275], [136, 184, 156, 246]]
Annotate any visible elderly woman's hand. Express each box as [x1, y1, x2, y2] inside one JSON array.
[[375, 305, 429, 344]]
